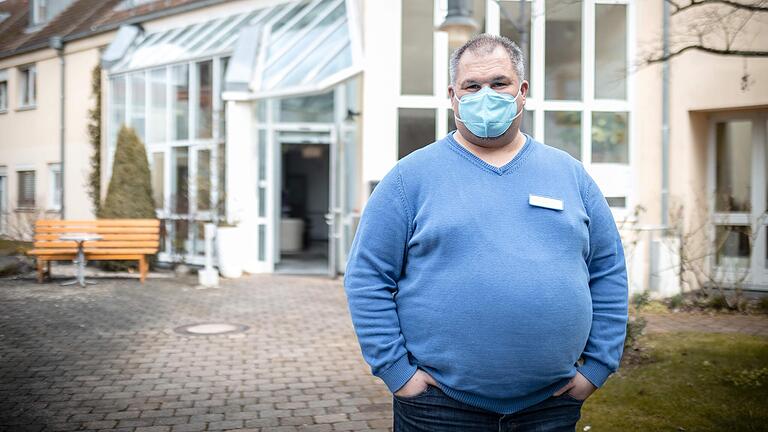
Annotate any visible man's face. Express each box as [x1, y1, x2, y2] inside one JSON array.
[[449, 45, 528, 148]]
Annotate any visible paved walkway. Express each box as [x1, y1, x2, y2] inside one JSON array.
[[0, 274, 392, 432], [1, 272, 766, 432]]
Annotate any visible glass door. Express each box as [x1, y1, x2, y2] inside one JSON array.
[[253, 125, 335, 275], [710, 111, 768, 289]]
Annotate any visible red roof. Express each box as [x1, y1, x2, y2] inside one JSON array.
[[0, 0, 227, 59]]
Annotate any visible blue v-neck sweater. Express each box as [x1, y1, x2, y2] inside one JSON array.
[[344, 132, 628, 415]]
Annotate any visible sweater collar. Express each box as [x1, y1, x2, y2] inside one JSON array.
[[445, 131, 534, 176]]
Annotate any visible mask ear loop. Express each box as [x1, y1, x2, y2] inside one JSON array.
[[452, 90, 467, 125]]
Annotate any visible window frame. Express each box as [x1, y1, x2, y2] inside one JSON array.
[[17, 64, 36, 109]]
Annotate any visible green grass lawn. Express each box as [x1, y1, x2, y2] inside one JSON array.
[[579, 332, 768, 432]]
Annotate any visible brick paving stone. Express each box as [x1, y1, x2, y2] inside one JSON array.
[[170, 424, 207, 432], [0, 274, 395, 431]]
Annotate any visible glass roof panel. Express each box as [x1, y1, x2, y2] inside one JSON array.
[[313, 43, 352, 82], [264, 16, 349, 88], [107, 0, 361, 98]]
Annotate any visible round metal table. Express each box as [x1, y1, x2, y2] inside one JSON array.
[[59, 233, 102, 287]]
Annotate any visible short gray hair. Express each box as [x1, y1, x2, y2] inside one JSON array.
[[449, 34, 526, 86]]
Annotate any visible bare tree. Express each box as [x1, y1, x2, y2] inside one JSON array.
[[641, 0, 768, 70], [667, 194, 765, 311]]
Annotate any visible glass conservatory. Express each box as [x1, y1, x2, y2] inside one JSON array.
[[103, 0, 363, 275]]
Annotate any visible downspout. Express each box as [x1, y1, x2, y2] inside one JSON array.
[[50, 36, 65, 219], [661, 0, 670, 228]]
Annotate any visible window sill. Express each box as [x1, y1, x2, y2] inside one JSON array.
[[14, 207, 37, 213], [16, 105, 36, 112], [46, 208, 62, 213]]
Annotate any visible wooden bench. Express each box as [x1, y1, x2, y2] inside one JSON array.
[[27, 219, 161, 283]]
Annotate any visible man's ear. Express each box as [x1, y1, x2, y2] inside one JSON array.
[[448, 85, 455, 99]]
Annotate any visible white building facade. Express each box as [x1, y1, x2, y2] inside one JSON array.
[[101, 0, 768, 294]]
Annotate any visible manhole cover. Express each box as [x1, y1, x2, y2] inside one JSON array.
[[174, 322, 249, 336]]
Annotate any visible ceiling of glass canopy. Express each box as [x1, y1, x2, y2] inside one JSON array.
[[104, 0, 362, 98]]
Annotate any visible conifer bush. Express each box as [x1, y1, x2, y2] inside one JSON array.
[[98, 126, 156, 271], [100, 126, 155, 219]]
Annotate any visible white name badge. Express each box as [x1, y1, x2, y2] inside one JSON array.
[[529, 194, 564, 211]]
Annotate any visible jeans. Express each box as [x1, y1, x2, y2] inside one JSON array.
[[393, 385, 584, 432]]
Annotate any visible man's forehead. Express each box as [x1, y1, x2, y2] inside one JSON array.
[[456, 46, 517, 83]]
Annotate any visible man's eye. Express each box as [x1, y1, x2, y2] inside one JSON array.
[[492, 82, 508, 88], [466, 84, 480, 90]]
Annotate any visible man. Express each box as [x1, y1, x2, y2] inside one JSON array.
[[344, 34, 628, 431]]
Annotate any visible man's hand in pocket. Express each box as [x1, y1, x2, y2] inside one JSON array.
[[552, 371, 597, 401], [394, 369, 438, 398]]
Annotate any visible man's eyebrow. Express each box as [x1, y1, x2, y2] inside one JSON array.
[[460, 76, 513, 87]]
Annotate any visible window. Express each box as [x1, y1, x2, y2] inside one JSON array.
[[18, 65, 36, 108], [499, 1, 532, 93], [30, 0, 74, 26], [148, 68, 167, 143], [114, 0, 155, 11], [595, 4, 627, 100], [17, 170, 35, 208], [545, 111, 581, 160], [545, 0, 582, 101], [171, 65, 189, 141], [130, 71, 146, 142], [151, 153, 164, 210], [0, 173, 7, 233], [110, 75, 126, 149], [399, 108, 436, 159], [0, 69, 7, 112], [400, 0, 434, 95], [197, 149, 211, 211], [592, 112, 628, 163], [48, 164, 61, 210], [196, 61, 213, 139]]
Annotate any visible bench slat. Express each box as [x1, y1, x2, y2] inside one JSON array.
[[34, 254, 145, 261], [29, 248, 158, 255], [35, 234, 161, 241], [36, 227, 160, 234], [35, 219, 160, 227], [29, 249, 78, 255], [34, 241, 159, 248]]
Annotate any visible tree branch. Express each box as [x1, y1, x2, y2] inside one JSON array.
[[645, 44, 768, 63], [668, 0, 768, 15]]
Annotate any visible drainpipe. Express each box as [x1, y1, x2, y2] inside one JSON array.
[[50, 36, 65, 219], [661, 0, 670, 228]]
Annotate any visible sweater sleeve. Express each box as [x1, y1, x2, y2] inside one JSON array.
[[577, 175, 629, 388], [343, 164, 417, 393]]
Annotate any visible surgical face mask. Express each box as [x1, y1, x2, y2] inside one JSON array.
[[454, 85, 523, 138]]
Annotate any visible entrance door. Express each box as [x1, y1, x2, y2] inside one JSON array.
[[709, 111, 768, 290], [254, 125, 338, 275]]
